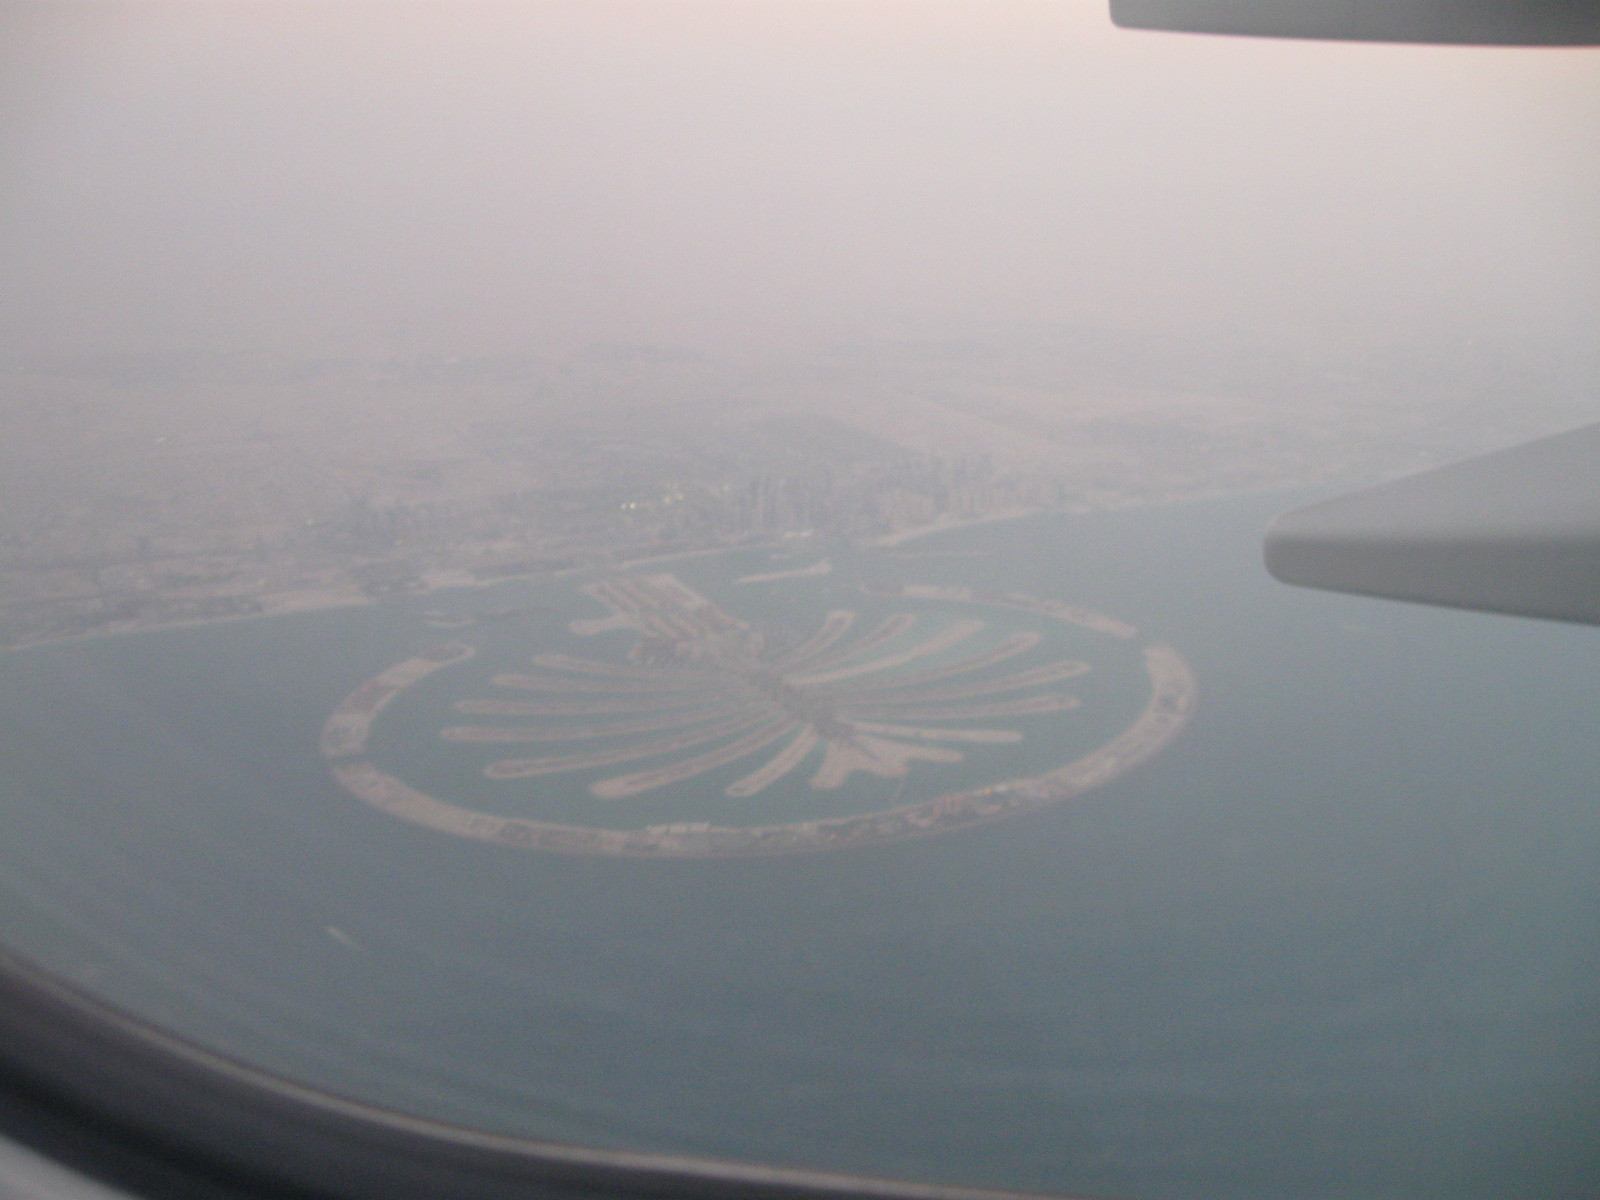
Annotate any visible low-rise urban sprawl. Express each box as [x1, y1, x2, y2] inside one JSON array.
[[0, 337, 1584, 645]]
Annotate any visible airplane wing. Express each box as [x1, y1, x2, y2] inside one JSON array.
[[1266, 423, 1600, 625], [1111, 0, 1600, 44]]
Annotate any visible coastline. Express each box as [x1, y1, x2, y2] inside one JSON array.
[[0, 480, 1325, 653], [867, 507, 1041, 548]]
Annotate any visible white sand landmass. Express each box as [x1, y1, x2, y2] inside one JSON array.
[[734, 560, 833, 585]]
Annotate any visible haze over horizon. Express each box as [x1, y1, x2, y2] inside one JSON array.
[[0, 0, 1596, 375]]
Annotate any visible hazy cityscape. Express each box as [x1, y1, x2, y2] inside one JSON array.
[[0, 332, 1587, 646]]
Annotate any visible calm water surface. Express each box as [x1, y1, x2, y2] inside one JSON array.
[[0, 492, 1596, 1200]]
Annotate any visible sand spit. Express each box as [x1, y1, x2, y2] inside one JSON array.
[[734, 560, 834, 586]]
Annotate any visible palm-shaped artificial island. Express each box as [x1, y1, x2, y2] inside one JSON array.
[[446, 574, 1091, 800], [321, 571, 1195, 856]]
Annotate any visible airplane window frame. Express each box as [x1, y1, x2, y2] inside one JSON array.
[[0, 945, 1076, 1200]]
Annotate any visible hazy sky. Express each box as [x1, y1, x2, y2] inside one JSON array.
[[1, 0, 1596, 363]]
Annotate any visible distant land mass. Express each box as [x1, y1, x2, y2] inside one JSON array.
[[0, 332, 1586, 647]]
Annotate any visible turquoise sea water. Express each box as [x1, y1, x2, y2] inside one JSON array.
[[0, 492, 1597, 1199]]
